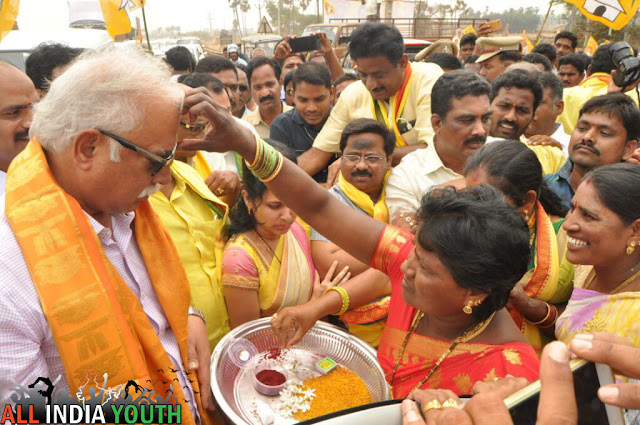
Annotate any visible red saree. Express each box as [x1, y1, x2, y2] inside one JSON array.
[[371, 226, 540, 398]]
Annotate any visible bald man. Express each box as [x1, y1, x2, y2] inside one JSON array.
[[0, 62, 39, 194]]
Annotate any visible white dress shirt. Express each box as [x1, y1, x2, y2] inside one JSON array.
[[385, 141, 462, 220]]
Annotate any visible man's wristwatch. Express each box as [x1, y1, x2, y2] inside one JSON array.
[[188, 306, 206, 324]]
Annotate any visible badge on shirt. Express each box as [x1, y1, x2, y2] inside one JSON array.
[[396, 118, 416, 134]]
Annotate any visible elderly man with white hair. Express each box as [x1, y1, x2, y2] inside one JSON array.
[[0, 48, 217, 425]]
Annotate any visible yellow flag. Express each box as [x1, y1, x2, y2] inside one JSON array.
[[462, 24, 476, 35], [584, 35, 599, 56], [99, 0, 133, 39], [0, 0, 20, 43], [562, 0, 640, 30], [521, 30, 534, 54], [324, 0, 335, 15]]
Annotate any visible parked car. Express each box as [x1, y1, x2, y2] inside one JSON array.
[[241, 34, 283, 58]]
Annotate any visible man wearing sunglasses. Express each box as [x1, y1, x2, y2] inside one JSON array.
[[0, 49, 218, 425]]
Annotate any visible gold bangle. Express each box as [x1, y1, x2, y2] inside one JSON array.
[[328, 286, 350, 316], [529, 302, 552, 326], [247, 138, 263, 168], [261, 153, 284, 182]]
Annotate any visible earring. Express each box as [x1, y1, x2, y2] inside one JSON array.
[[248, 207, 253, 216], [627, 241, 637, 256], [463, 302, 473, 315]]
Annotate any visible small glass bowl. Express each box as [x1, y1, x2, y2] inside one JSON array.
[[252, 365, 288, 396]]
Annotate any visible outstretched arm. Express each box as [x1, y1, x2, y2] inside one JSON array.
[[180, 88, 385, 266]]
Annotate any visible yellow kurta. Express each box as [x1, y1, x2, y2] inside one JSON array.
[[150, 160, 230, 349], [557, 72, 640, 135], [313, 62, 444, 153]]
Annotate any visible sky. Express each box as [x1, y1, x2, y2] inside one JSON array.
[[16, 0, 554, 34]]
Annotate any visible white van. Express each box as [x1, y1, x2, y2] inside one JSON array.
[[0, 29, 113, 71]]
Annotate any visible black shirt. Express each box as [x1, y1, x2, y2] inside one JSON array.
[[270, 108, 336, 183]]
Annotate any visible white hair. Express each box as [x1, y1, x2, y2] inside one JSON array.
[[30, 46, 181, 153]]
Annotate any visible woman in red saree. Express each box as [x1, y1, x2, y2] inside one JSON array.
[[178, 91, 541, 400]]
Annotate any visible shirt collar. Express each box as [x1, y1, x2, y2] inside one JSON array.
[[557, 158, 573, 180], [423, 139, 450, 175], [84, 211, 135, 244]]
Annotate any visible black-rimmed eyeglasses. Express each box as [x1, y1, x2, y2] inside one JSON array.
[[98, 129, 176, 176]]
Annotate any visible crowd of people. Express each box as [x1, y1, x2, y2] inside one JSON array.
[[1, 20, 640, 425]]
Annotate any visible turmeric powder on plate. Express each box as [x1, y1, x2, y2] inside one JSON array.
[[292, 366, 371, 421]]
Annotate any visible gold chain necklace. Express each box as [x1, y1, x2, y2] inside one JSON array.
[[585, 263, 640, 294], [389, 310, 497, 393], [253, 229, 281, 263]]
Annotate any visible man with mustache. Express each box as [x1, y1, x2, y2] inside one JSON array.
[[243, 56, 292, 139], [384, 71, 492, 221], [195, 56, 243, 118], [0, 62, 38, 197], [0, 49, 218, 424], [545, 93, 639, 209], [310, 118, 395, 347], [297, 23, 443, 179], [489, 69, 566, 175]]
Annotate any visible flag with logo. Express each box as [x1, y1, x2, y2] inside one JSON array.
[[324, 0, 335, 15], [562, 0, 640, 30], [462, 24, 476, 35], [99, 0, 135, 39], [584, 35, 599, 56], [0, 0, 20, 43], [521, 30, 534, 54]]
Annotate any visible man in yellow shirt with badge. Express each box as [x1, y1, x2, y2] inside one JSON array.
[[298, 22, 444, 179]]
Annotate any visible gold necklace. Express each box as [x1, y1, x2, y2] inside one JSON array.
[[585, 264, 640, 294], [253, 229, 281, 263], [389, 310, 496, 393]]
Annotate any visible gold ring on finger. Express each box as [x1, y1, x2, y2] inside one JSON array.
[[422, 400, 443, 414], [442, 398, 460, 409]]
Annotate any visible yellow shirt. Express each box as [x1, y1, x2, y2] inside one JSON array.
[[313, 62, 444, 153], [557, 73, 639, 134], [486, 136, 566, 175], [522, 135, 566, 175], [150, 160, 230, 349], [243, 101, 293, 139]]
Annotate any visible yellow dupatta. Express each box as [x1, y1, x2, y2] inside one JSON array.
[[5, 140, 208, 425], [335, 171, 392, 346], [229, 225, 314, 316], [371, 63, 414, 147], [509, 201, 566, 352], [337, 171, 391, 223]]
